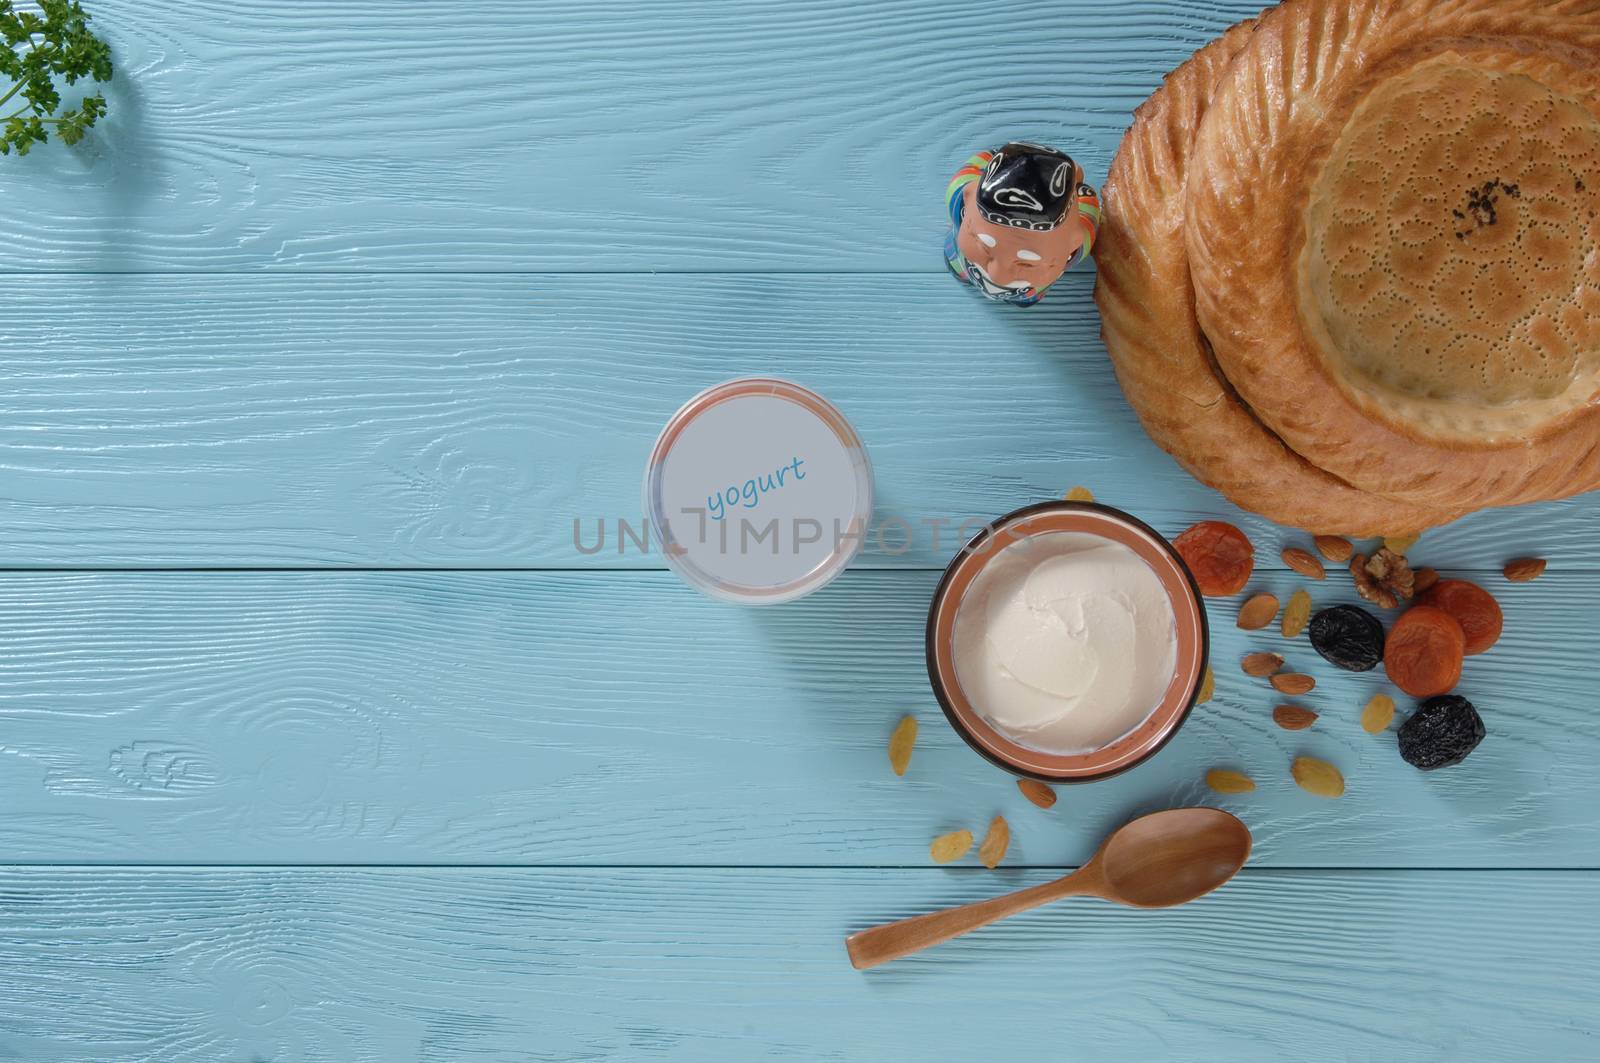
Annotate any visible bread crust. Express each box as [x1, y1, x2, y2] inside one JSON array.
[[1186, 0, 1600, 509], [1094, 18, 1460, 534]]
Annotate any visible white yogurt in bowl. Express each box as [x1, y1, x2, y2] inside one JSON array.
[[952, 532, 1179, 754], [925, 501, 1207, 783]]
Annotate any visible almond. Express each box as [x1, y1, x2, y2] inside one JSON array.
[[1412, 567, 1439, 594], [978, 816, 1010, 869], [1065, 485, 1095, 502], [1361, 693, 1396, 734], [1281, 588, 1313, 638], [1281, 547, 1326, 580], [1237, 593, 1281, 630], [1503, 557, 1546, 582], [1017, 779, 1057, 809], [929, 829, 973, 864], [1314, 535, 1354, 562], [1291, 756, 1345, 798], [1205, 768, 1256, 794], [1241, 651, 1285, 677], [887, 715, 917, 777], [1273, 704, 1318, 730], [1270, 672, 1316, 695]]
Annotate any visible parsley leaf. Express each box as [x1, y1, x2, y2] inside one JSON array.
[[1, 0, 112, 156]]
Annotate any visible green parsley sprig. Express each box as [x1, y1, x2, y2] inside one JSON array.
[[1, 0, 112, 156]]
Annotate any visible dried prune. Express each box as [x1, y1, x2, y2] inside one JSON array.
[[1383, 605, 1465, 697], [1398, 695, 1485, 770], [1308, 604, 1385, 671], [1419, 579, 1503, 655], [1173, 521, 1255, 597]]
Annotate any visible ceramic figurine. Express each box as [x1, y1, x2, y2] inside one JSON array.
[[944, 141, 1101, 306]]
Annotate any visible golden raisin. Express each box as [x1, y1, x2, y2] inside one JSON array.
[[1361, 693, 1396, 734], [1291, 756, 1345, 798], [978, 816, 1010, 869], [930, 830, 973, 864], [887, 715, 917, 777], [1281, 589, 1313, 638], [1205, 769, 1256, 794], [1197, 666, 1215, 704]]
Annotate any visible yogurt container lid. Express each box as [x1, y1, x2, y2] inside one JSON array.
[[644, 378, 873, 604]]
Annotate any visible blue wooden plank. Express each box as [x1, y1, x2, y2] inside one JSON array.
[[0, 0, 1262, 271], [2, 273, 1593, 566], [1, 866, 1596, 1061], [0, 570, 1591, 867]]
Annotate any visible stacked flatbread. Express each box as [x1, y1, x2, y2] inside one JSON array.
[[1094, 0, 1600, 535]]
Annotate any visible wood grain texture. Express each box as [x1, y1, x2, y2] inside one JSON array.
[[1, 569, 1593, 867], [0, 866, 1596, 1061], [2, 0, 1261, 272], [3, 273, 1594, 567]]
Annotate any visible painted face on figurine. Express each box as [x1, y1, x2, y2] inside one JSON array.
[[944, 142, 1101, 306], [955, 180, 1081, 296]]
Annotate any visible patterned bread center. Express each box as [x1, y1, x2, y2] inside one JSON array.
[[1304, 56, 1600, 426]]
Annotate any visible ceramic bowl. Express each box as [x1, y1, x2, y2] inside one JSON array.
[[926, 500, 1208, 782]]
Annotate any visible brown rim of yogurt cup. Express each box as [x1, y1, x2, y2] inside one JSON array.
[[925, 500, 1209, 783]]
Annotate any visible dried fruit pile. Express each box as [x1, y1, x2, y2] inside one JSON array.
[[1187, 519, 1540, 792]]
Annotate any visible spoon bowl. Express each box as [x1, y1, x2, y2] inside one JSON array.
[[845, 807, 1251, 970], [1100, 806, 1253, 907]]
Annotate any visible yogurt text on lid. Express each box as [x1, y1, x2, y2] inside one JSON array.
[[645, 378, 873, 604]]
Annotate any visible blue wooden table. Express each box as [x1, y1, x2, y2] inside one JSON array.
[[3, 1, 1598, 1059]]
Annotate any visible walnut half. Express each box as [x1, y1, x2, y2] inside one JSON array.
[[1350, 548, 1414, 609]]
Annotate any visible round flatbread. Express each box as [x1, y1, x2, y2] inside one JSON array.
[[1094, 19, 1460, 534], [1187, 0, 1600, 509]]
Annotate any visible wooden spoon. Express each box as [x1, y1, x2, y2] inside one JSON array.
[[845, 807, 1251, 970]]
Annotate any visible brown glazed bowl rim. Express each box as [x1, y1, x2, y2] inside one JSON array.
[[925, 501, 1209, 783]]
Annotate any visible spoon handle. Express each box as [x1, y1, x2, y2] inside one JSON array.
[[845, 871, 1096, 970]]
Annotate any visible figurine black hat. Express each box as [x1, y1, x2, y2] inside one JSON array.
[[976, 142, 1079, 231]]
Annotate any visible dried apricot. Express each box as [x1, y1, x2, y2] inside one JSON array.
[[1197, 665, 1215, 704], [1173, 521, 1255, 597], [1065, 485, 1095, 502], [930, 830, 973, 864], [1418, 579, 1503, 655], [978, 816, 1010, 869], [1383, 606, 1465, 698], [887, 715, 917, 777], [1205, 769, 1255, 794], [1017, 779, 1057, 809]]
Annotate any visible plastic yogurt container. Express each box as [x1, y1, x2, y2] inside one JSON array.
[[644, 378, 873, 604]]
